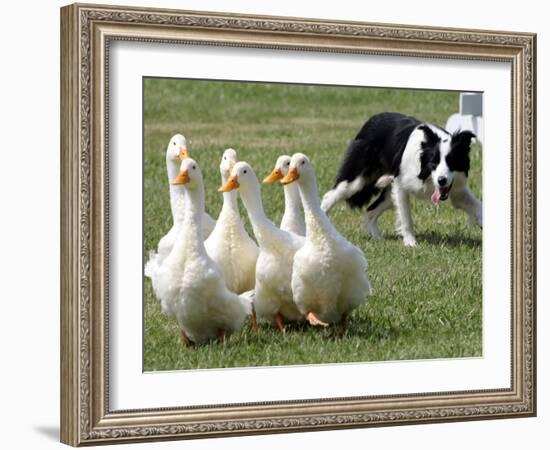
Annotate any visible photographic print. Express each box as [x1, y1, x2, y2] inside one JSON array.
[[142, 78, 483, 372], [61, 4, 535, 445]]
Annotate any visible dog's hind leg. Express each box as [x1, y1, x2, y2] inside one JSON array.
[[321, 176, 366, 212], [392, 185, 417, 247], [364, 188, 392, 239], [450, 186, 482, 227]]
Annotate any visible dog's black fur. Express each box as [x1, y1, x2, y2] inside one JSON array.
[[333, 112, 474, 210], [322, 112, 481, 246]]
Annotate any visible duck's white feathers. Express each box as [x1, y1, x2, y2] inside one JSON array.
[[292, 235, 370, 323], [155, 241, 252, 344], [153, 159, 250, 344], [290, 154, 371, 323], [205, 203, 258, 293], [252, 228, 304, 321], [202, 213, 216, 238], [145, 135, 215, 282], [280, 182, 306, 236], [145, 212, 214, 281], [145, 210, 215, 284], [205, 151, 259, 294], [279, 157, 306, 236], [144, 222, 177, 280], [232, 162, 304, 322]]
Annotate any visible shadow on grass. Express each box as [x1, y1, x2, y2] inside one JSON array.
[[358, 230, 481, 249], [252, 314, 401, 343], [146, 313, 404, 371], [344, 315, 401, 341], [416, 230, 482, 249]]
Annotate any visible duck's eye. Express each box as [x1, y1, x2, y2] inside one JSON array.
[[192, 165, 196, 170], [173, 142, 176, 146], [301, 161, 305, 165], [243, 169, 247, 174]]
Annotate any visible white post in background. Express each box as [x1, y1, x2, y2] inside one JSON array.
[[445, 92, 483, 144]]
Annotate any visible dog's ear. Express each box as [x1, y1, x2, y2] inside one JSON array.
[[418, 125, 440, 147], [451, 130, 476, 152], [447, 130, 474, 176], [417, 125, 441, 181]]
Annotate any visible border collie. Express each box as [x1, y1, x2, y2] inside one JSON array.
[[320, 112, 482, 247]]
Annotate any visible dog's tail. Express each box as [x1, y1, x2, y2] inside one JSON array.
[[321, 139, 367, 212], [322, 138, 386, 212]]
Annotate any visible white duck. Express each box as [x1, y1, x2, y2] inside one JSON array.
[[281, 153, 372, 336], [153, 157, 252, 346], [145, 134, 215, 279], [263, 155, 306, 236], [205, 149, 259, 294], [219, 162, 304, 331]]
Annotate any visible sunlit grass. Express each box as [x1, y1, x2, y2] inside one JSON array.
[[143, 79, 482, 371]]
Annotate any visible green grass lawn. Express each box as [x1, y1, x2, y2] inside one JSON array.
[[143, 78, 482, 371]]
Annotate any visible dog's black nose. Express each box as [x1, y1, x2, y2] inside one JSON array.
[[437, 176, 447, 186]]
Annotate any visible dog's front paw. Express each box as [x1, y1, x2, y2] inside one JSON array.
[[403, 235, 417, 247]]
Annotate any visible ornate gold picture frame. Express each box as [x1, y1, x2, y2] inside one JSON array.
[[60, 3, 536, 446]]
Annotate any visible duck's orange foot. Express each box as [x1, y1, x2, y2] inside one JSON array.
[[274, 312, 286, 333], [305, 312, 329, 328]]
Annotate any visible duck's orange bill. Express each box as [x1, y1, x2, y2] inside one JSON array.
[[172, 170, 190, 185], [280, 166, 299, 185], [262, 168, 283, 184], [178, 147, 189, 160], [218, 175, 240, 192]]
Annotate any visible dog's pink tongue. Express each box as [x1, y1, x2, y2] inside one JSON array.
[[431, 188, 441, 205]]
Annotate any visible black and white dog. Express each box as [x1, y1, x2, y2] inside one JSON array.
[[321, 112, 482, 247]]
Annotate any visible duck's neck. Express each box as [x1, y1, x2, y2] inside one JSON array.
[[239, 181, 280, 245], [167, 156, 185, 223], [297, 176, 336, 238], [220, 173, 239, 216], [172, 187, 205, 257], [282, 182, 304, 227], [221, 191, 239, 215]]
